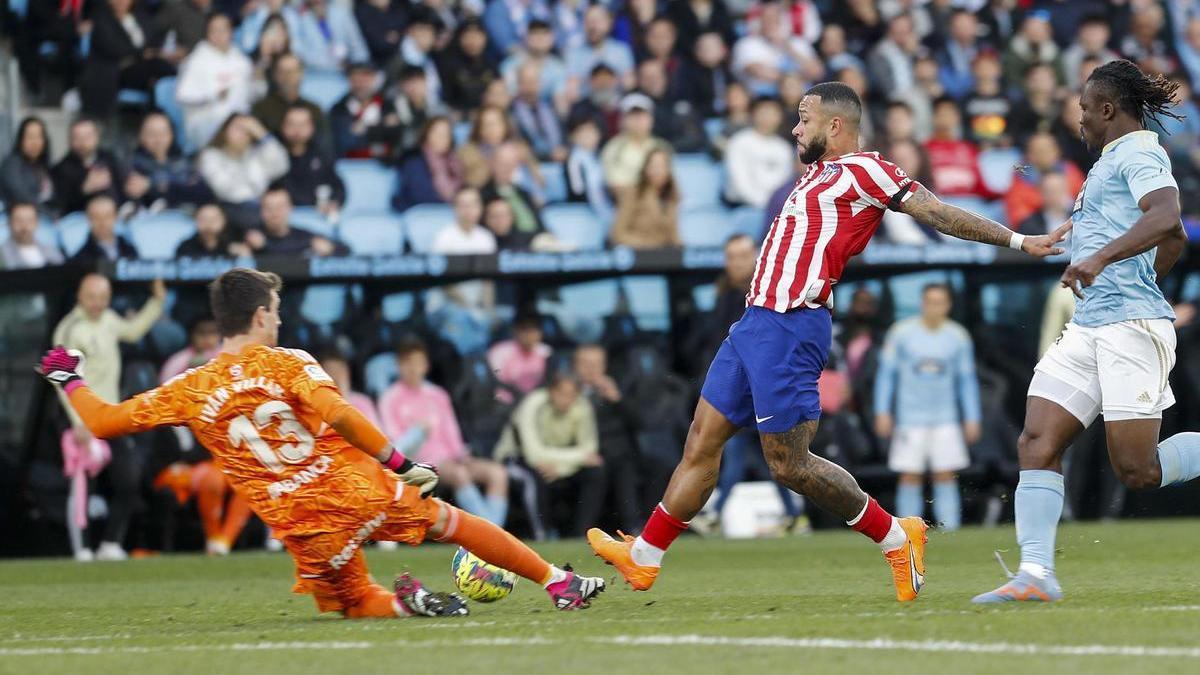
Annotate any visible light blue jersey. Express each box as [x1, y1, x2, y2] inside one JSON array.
[[1070, 129, 1178, 327], [874, 317, 981, 428]]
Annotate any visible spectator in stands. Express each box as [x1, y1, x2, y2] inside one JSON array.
[[611, 148, 679, 249], [393, 116, 464, 212], [124, 111, 214, 211], [176, 13, 254, 151], [641, 15, 680, 71], [1001, 10, 1063, 90], [867, 13, 920, 102], [330, 61, 401, 160], [1062, 15, 1118, 91], [923, 97, 994, 201], [460, 105, 541, 189], [566, 5, 636, 93], [438, 19, 497, 114], [962, 51, 1010, 146], [1053, 93, 1094, 173], [236, 0, 300, 53], [880, 139, 941, 245], [636, 58, 706, 153], [252, 53, 329, 146], [573, 343, 643, 533], [1005, 132, 1083, 228], [668, 0, 736, 56], [355, 0, 410, 65], [278, 105, 345, 218], [290, 0, 369, 73], [197, 114, 290, 232], [78, 0, 174, 119], [160, 317, 220, 383], [433, 187, 496, 254], [512, 62, 566, 162], [244, 187, 339, 257], [676, 32, 732, 119], [380, 338, 510, 525], [175, 203, 252, 258], [724, 97, 792, 208], [152, 0, 212, 57], [388, 8, 443, 105], [817, 22, 865, 80], [387, 65, 448, 155], [612, 0, 657, 55], [1179, 17, 1200, 89], [51, 118, 123, 216], [500, 19, 568, 102], [565, 117, 612, 221], [1152, 75, 1200, 159], [70, 195, 139, 264], [1006, 62, 1061, 145], [874, 283, 980, 531], [936, 10, 979, 101], [0, 203, 62, 269], [247, 13, 292, 98], [600, 94, 670, 194], [1121, 2, 1174, 76], [882, 100, 917, 145], [566, 64, 624, 141], [483, 197, 537, 251], [0, 117, 55, 213], [480, 142, 546, 236], [482, 0, 552, 56], [315, 350, 382, 429], [53, 273, 165, 561], [759, 154, 805, 240], [708, 80, 752, 159], [495, 372, 603, 538], [732, 0, 821, 97], [488, 314, 551, 394], [1016, 170, 1072, 236]]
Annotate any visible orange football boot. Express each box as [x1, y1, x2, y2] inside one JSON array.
[[587, 528, 660, 591], [883, 517, 928, 602]]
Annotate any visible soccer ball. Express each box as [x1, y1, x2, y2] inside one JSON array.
[[450, 547, 517, 602]]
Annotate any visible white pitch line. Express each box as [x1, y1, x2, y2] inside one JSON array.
[[3, 634, 1200, 659]]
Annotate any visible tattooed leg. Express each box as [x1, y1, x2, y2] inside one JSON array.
[[760, 420, 868, 520], [660, 397, 741, 521]]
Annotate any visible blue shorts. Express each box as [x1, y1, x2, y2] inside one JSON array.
[[700, 305, 831, 434]]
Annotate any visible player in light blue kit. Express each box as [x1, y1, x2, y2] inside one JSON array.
[[874, 283, 980, 531], [974, 60, 1200, 604]]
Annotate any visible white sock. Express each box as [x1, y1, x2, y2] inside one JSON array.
[[1018, 562, 1048, 579], [630, 536, 665, 567], [542, 565, 569, 588], [879, 517, 908, 553]]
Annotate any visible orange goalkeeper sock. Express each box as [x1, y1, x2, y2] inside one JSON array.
[[344, 585, 400, 619], [435, 506, 553, 585]]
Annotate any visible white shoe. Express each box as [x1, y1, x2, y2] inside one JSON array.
[[265, 537, 284, 552], [74, 548, 95, 562], [95, 542, 128, 561], [376, 540, 399, 551], [206, 538, 231, 556]]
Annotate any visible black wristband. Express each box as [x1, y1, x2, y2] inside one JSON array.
[[397, 457, 414, 474]]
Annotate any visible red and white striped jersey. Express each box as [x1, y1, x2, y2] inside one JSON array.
[[747, 151, 919, 312]]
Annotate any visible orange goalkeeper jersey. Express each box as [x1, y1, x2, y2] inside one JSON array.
[[70, 345, 401, 537]]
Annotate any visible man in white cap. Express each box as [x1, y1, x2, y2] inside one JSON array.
[[599, 92, 670, 194]]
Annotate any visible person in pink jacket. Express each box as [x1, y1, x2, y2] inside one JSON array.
[[379, 338, 509, 525]]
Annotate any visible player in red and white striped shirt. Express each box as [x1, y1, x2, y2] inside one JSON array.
[[589, 82, 1069, 602]]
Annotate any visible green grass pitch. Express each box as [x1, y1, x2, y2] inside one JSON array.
[[2, 519, 1199, 675]]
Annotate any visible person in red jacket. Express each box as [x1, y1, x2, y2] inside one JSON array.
[[923, 97, 998, 201], [1005, 131, 1084, 227]]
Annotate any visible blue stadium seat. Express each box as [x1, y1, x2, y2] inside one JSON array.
[[692, 284, 717, 312], [979, 147, 1021, 195], [943, 195, 1006, 226], [0, 214, 58, 251], [543, 204, 605, 250], [299, 72, 350, 112], [364, 351, 399, 397], [153, 77, 190, 154], [703, 117, 723, 142], [402, 204, 454, 253], [679, 207, 737, 247], [300, 284, 347, 327], [673, 153, 724, 209], [453, 121, 472, 146], [540, 163, 568, 203], [336, 160, 397, 216], [117, 89, 150, 107], [57, 213, 91, 257], [537, 279, 621, 343], [621, 276, 670, 331], [128, 211, 195, 259], [290, 207, 338, 239], [340, 214, 404, 256], [0, 223, 7, 247], [381, 292, 415, 322], [11, 0, 28, 18], [731, 206, 767, 240]]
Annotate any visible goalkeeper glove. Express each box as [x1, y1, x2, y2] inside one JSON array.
[[38, 346, 86, 393], [383, 448, 439, 498]]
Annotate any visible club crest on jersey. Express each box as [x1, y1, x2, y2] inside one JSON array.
[[816, 164, 842, 184], [229, 364, 243, 379]]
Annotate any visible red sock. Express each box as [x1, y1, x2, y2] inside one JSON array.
[[849, 497, 893, 543], [640, 503, 688, 551]]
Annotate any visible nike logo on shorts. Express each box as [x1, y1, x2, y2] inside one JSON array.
[[756, 415, 775, 424]]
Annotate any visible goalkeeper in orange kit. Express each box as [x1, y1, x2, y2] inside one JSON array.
[[39, 268, 605, 618]]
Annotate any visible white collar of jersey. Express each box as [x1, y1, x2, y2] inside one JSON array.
[[1101, 129, 1157, 156]]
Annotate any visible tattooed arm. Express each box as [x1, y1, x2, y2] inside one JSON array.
[[898, 184, 1068, 257]]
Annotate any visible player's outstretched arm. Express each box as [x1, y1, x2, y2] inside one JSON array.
[[1061, 186, 1183, 298], [898, 185, 1067, 257], [38, 347, 164, 438]]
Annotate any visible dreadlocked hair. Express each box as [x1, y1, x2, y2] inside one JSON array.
[[1086, 59, 1185, 129]]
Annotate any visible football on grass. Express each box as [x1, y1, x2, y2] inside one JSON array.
[[451, 547, 517, 602]]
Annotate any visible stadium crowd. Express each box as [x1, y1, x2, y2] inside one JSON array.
[[4, 0, 1200, 558]]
